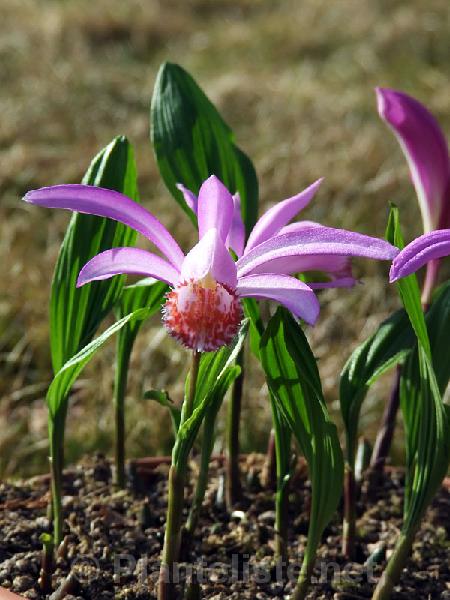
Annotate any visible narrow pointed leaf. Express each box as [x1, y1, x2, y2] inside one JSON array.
[[340, 309, 415, 466], [144, 389, 181, 434], [260, 308, 343, 574], [115, 278, 167, 343], [388, 207, 450, 536], [50, 136, 139, 373], [150, 62, 258, 236], [47, 308, 151, 419], [385, 205, 430, 354], [173, 319, 249, 467], [400, 280, 450, 516]]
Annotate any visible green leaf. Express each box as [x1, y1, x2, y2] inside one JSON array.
[[260, 308, 343, 574], [400, 280, 450, 517], [47, 308, 151, 421], [173, 320, 249, 467], [340, 308, 415, 466], [424, 280, 450, 392], [150, 62, 258, 236], [385, 205, 430, 356], [270, 391, 292, 490], [340, 278, 450, 471], [114, 277, 167, 363], [242, 297, 264, 359], [400, 347, 450, 529], [144, 389, 181, 434], [50, 136, 139, 373], [388, 208, 450, 537]]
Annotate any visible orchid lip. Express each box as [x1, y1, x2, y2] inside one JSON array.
[[163, 276, 242, 352]]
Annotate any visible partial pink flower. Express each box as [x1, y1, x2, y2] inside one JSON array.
[[390, 229, 450, 283], [377, 88, 450, 233], [377, 88, 450, 302]]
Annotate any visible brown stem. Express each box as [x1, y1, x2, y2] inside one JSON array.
[[263, 429, 277, 490], [275, 478, 289, 564], [369, 365, 401, 485], [49, 572, 78, 600], [38, 537, 54, 594]]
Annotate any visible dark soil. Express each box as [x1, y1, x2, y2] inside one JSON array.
[[0, 455, 449, 599]]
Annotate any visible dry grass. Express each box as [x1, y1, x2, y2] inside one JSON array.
[[1, 0, 449, 477]]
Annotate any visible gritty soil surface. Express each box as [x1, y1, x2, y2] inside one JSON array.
[[0, 455, 449, 599]]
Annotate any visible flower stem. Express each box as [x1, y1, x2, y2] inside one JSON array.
[[185, 400, 218, 538], [113, 335, 132, 489], [49, 429, 63, 547], [371, 531, 414, 600], [342, 463, 356, 559], [185, 350, 201, 419], [226, 348, 244, 508], [158, 350, 201, 600], [290, 560, 314, 600], [158, 465, 185, 600]]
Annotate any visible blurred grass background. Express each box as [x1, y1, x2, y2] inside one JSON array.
[[1, 0, 449, 478]]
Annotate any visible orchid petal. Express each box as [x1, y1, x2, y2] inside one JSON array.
[[278, 220, 324, 235], [377, 88, 450, 232], [237, 227, 398, 277], [389, 229, 450, 282], [237, 253, 352, 277], [308, 277, 357, 289], [24, 184, 184, 268], [226, 193, 246, 257], [176, 183, 198, 214], [180, 228, 237, 289], [197, 175, 234, 241], [236, 274, 320, 325], [77, 247, 180, 287], [245, 179, 323, 252]]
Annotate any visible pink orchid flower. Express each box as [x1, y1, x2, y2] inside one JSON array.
[[377, 88, 450, 301], [25, 176, 397, 352]]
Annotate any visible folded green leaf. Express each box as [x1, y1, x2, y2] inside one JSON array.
[[400, 280, 450, 517], [114, 277, 167, 374], [385, 204, 430, 355], [50, 136, 139, 373], [150, 62, 258, 235], [388, 205, 450, 538], [424, 280, 450, 392], [340, 308, 414, 466], [173, 319, 249, 467], [144, 389, 181, 434], [242, 297, 264, 359], [47, 308, 152, 420], [260, 308, 343, 581], [401, 347, 449, 528]]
